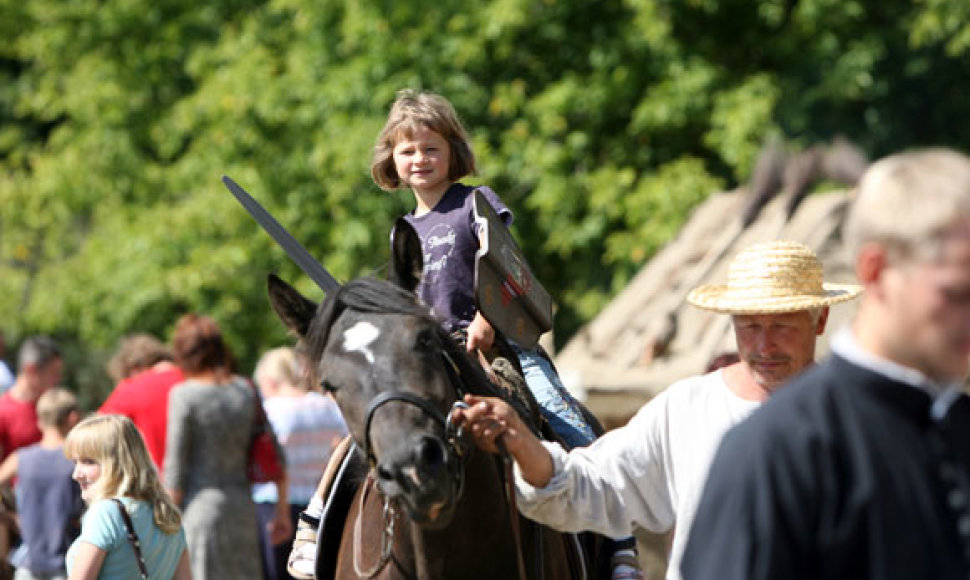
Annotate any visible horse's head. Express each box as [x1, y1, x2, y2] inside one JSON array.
[[267, 219, 482, 530]]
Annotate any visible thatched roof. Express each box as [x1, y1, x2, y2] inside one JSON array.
[[554, 188, 860, 425]]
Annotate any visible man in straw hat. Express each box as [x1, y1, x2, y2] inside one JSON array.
[[451, 239, 859, 580], [682, 148, 970, 580]]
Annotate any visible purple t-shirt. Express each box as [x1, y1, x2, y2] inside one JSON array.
[[404, 183, 512, 333]]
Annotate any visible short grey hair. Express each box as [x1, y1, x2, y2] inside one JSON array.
[[18, 335, 62, 370], [845, 148, 970, 264]]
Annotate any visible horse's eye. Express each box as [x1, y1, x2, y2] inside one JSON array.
[[320, 380, 338, 393], [416, 329, 437, 351]]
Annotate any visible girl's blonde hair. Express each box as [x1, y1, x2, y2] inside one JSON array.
[[64, 414, 182, 534], [371, 89, 477, 191]]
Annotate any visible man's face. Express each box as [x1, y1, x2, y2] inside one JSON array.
[[732, 310, 826, 392], [33, 357, 63, 392], [879, 233, 970, 383]]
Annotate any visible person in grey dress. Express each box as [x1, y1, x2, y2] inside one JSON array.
[[164, 313, 291, 580]]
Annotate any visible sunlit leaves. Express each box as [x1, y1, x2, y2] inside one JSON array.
[[911, 0, 970, 56], [704, 73, 780, 177], [2, 0, 970, 402]]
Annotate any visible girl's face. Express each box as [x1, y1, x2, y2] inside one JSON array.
[[72, 456, 102, 503], [392, 126, 452, 199]]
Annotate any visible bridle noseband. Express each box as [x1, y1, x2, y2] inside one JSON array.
[[351, 350, 473, 578], [360, 350, 474, 499], [363, 390, 471, 466]]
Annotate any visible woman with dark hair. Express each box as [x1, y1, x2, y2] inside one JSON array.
[[164, 314, 290, 580]]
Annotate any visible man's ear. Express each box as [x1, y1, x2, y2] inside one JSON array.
[[855, 242, 888, 286], [816, 307, 830, 335], [65, 409, 81, 431]]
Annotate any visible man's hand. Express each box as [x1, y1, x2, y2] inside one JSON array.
[[450, 394, 555, 487], [451, 395, 521, 453]]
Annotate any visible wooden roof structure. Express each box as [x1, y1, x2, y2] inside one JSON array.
[[553, 188, 861, 426]]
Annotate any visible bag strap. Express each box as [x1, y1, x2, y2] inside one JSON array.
[[246, 378, 270, 431], [111, 498, 149, 579]]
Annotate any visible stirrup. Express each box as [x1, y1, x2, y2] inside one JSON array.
[[286, 511, 321, 580]]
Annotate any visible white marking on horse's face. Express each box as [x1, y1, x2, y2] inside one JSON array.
[[343, 321, 380, 364]]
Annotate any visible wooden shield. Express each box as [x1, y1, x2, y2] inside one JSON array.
[[473, 190, 553, 349]]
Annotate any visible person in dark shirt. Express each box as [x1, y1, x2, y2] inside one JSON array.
[[0, 388, 83, 579]]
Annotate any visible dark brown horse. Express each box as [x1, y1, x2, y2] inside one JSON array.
[[267, 219, 596, 580]]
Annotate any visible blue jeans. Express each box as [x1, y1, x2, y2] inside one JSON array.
[[511, 344, 596, 449]]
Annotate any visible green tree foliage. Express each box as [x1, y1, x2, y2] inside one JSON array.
[[1, 0, 968, 404]]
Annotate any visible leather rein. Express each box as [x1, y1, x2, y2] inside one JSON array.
[[356, 349, 531, 580]]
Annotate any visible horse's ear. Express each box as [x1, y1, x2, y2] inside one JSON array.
[[266, 274, 317, 338], [389, 218, 423, 292]]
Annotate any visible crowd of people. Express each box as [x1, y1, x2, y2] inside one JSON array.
[[0, 88, 969, 580], [0, 319, 347, 580]]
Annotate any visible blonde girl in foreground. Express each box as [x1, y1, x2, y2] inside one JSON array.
[[65, 414, 191, 580]]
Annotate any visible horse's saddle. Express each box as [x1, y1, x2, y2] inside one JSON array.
[[314, 437, 367, 580]]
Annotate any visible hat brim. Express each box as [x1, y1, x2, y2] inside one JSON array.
[[686, 283, 862, 314]]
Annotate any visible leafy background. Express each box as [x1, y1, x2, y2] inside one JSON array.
[[2, 0, 969, 408]]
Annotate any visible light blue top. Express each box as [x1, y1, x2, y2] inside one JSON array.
[[66, 497, 186, 580]]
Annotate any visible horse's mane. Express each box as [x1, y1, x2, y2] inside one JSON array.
[[303, 277, 534, 421]]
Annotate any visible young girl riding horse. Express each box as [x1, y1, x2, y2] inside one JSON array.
[[289, 89, 642, 580]]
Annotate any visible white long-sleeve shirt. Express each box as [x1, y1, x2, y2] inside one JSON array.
[[515, 369, 760, 580]]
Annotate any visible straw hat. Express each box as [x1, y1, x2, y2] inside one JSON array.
[[686, 241, 861, 314]]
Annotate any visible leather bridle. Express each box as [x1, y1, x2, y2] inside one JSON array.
[[355, 349, 534, 580], [360, 351, 474, 497]]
